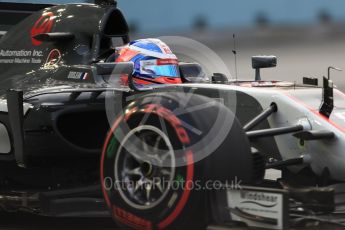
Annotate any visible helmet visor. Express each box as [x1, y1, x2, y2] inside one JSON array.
[[140, 59, 180, 78]]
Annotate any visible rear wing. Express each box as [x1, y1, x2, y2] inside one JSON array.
[[0, 2, 54, 34]]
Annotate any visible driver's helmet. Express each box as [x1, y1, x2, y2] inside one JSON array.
[[116, 38, 182, 85]]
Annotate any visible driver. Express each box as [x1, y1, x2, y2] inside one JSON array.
[[115, 38, 182, 85]]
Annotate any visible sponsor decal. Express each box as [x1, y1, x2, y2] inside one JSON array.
[[0, 49, 43, 64], [45, 49, 61, 67], [227, 187, 288, 230], [156, 59, 178, 65], [240, 191, 278, 208], [31, 12, 55, 46], [82, 73, 90, 80], [67, 71, 90, 80], [112, 206, 152, 230]]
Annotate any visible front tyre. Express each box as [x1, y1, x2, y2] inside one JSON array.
[[100, 92, 257, 229]]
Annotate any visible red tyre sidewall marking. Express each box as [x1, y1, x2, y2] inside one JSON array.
[[113, 206, 153, 230], [157, 150, 194, 229], [100, 115, 123, 207], [100, 104, 194, 229]]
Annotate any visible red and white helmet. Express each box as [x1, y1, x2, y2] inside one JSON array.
[[116, 38, 182, 86]]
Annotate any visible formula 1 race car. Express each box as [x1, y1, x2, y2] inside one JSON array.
[[1, 1, 345, 230]]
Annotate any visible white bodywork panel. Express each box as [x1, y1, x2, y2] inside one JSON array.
[[184, 83, 345, 181]]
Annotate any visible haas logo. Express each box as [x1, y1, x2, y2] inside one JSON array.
[[31, 12, 55, 46]]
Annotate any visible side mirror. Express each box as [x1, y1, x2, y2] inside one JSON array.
[[212, 73, 228, 84], [179, 62, 209, 83], [252, 55, 277, 81]]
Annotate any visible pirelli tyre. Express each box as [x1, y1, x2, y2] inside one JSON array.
[[100, 92, 257, 230]]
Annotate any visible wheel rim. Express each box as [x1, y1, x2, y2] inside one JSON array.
[[114, 125, 176, 210]]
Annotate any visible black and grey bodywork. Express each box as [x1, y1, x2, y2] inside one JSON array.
[[0, 1, 130, 217]]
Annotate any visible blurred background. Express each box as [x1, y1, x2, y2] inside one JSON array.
[[2, 0, 345, 87], [116, 0, 345, 89]]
